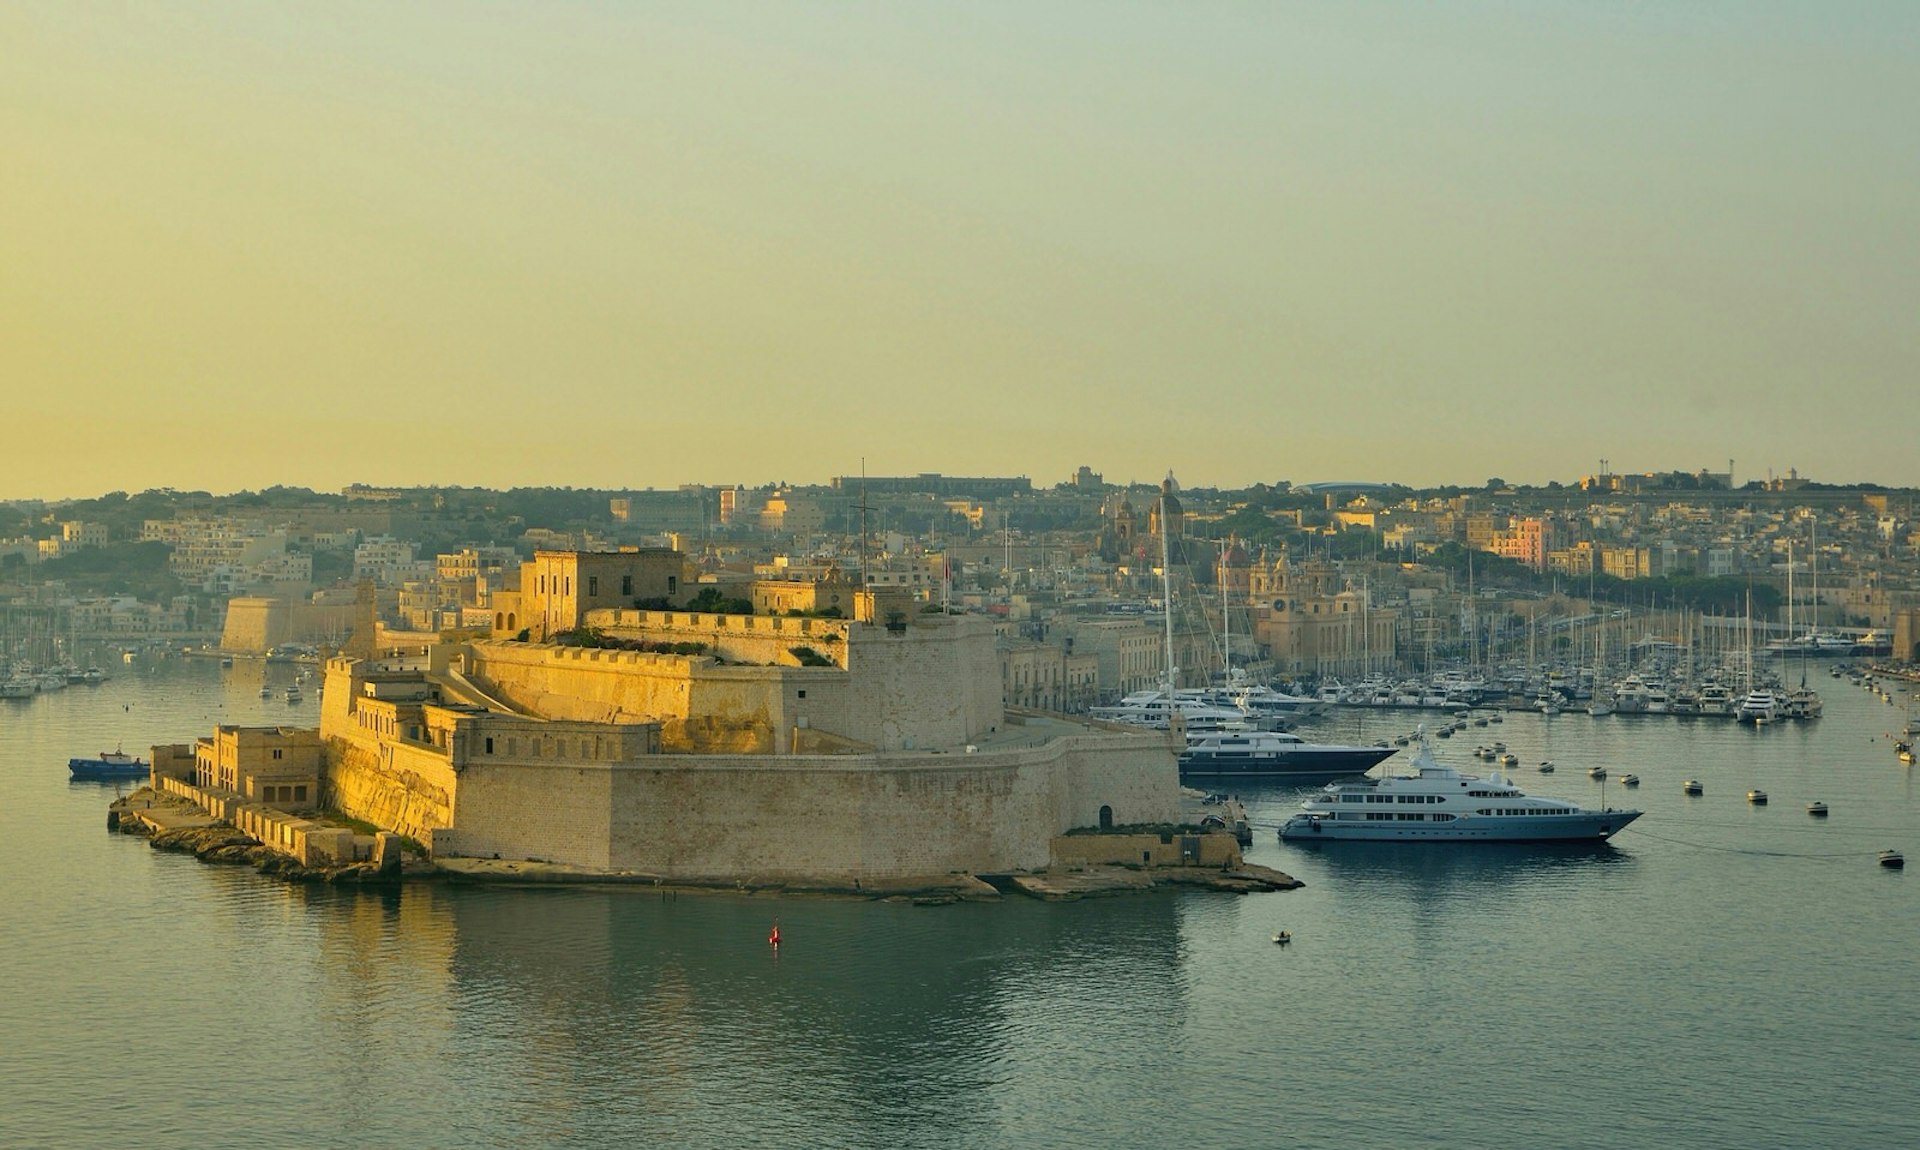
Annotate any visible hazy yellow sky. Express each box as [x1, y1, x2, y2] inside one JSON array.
[[5, 2, 1916, 499]]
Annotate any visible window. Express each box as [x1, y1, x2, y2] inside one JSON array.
[[622, 575, 632, 596], [271, 749, 283, 760], [485, 737, 494, 754], [588, 576, 599, 597], [668, 575, 678, 594]]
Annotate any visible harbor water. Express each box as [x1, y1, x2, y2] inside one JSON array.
[[3, 658, 1918, 1149]]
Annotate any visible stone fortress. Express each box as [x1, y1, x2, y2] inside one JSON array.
[[159, 548, 1181, 885]]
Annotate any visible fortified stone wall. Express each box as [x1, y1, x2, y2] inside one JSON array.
[[585, 607, 852, 668], [436, 733, 1175, 879], [463, 642, 711, 727], [435, 760, 615, 868], [463, 624, 1001, 754], [842, 620, 1002, 751], [221, 598, 283, 652], [221, 597, 360, 653], [327, 736, 458, 846]]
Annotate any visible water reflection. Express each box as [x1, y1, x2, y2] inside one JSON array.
[[1290, 839, 1633, 887], [335, 888, 1199, 1148]]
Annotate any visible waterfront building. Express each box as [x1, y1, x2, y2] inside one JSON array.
[[166, 549, 1169, 883], [1248, 551, 1399, 679], [170, 725, 325, 812], [497, 548, 695, 641]]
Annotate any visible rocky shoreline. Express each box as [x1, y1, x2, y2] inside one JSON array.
[[111, 792, 405, 885], [109, 788, 1302, 901]]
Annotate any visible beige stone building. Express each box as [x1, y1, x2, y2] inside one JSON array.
[[999, 639, 1099, 712], [188, 726, 325, 812], [295, 550, 1178, 882], [495, 548, 696, 641], [1249, 553, 1399, 678], [1058, 617, 1164, 699]]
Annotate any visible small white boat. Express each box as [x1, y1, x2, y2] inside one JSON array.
[[1880, 850, 1904, 869], [1618, 773, 1640, 787], [1271, 930, 1292, 945], [1806, 802, 1829, 817], [1748, 789, 1769, 805], [1538, 761, 1555, 773], [1498, 753, 1519, 768], [1683, 779, 1704, 796], [1588, 766, 1607, 779]]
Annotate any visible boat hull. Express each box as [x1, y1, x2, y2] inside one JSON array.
[[1280, 809, 1641, 843], [68, 758, 149, 781], [1178, 746, 1396, 784]]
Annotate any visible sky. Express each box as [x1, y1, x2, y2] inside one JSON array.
[[4, 2, 1917, 500]]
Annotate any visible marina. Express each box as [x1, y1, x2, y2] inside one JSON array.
[[3, 654, 1917, 1149]]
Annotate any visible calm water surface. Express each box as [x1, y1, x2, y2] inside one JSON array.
[[3, 657, 1917, 1148]]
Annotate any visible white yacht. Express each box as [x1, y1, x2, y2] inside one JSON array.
[[1180, 730, 1397, 784], [1612, 675, 1651, 715], [1091, 691, 1260, 733], [1736, 689, 1781, 725], [1278, 731, 1642, 843], [1697, 681, 1736, 718]]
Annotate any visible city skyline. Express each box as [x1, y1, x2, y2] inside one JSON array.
[[7, 3, 1917, 499]]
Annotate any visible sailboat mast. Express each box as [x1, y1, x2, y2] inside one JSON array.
[[1221, 538, 1231, 688], [1161, 494, 1176, 695]]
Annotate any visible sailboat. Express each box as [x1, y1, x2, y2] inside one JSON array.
[[1090, 485, 1245, 734], [1783, 528, 1824, 719]]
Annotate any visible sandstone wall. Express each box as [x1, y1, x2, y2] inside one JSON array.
[[444, 759, 614, 868], [326, 736, 458, 845], [464, 642, 701, 725], [463, 617, 1003, 754], [587, 608, 853, 669], [221, 598, 284, 652], [436, 733, 1175, 879]]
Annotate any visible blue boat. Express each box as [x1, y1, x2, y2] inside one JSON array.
[[68, 750, 149, 781]]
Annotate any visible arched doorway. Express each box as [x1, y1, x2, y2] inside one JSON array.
[[1098, 804, 1114, 831]]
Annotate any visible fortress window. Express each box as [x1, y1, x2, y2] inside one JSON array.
[[622, 575, 632, 596], [797, 690, 807, 699], [485, 737, 494, 755], [272, 749, 283, 760], [588, 576, 599, 596]]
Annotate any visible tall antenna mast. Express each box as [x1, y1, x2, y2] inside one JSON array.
[[858, 459, 869, 594]]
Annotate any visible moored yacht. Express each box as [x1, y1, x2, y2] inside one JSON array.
[[1179, 730, 1397, 784], [1737, 689, 1781, 725], [1697, 681, 1736, 718], [1091, 690, 1264, 733], [1278, 731, 1641, 842]]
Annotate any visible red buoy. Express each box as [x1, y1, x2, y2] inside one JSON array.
[[769, 920, 781, 947]]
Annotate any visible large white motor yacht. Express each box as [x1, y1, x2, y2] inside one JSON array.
[[1279, 730, 1642, 843]]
